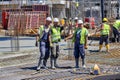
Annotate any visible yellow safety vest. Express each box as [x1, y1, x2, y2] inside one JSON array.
[[39, 25, 44, 38], [101, 23, 110, 35], [72, 27, 88, 44], [51, 27, 61, 42], [113, 20, 120, 30]]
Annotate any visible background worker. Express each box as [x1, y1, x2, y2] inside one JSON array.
[[36, 17, 52, 71], [65, 19, 88, 68], [74, 17, 78, 28], [112, 17, 120, 42], [97, 18, 111, 52], [49, 18, 63, 69]]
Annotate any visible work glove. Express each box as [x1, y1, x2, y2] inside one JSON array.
[[35, 41, 38, 47]]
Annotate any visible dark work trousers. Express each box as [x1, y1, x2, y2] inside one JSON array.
[[99, 35, 109, 45], [37, 41, 50, 68], [74, 42, 85, 59], [113, 27, 120, 42], [74, 42, 85, 68]]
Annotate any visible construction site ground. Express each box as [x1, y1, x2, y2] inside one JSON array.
[[0, 29, 120, 80]]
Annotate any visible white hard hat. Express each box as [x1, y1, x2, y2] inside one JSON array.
[[74, 17, 78, 20], [46, 17, 52, 21], [78, 20, 83, 24], [54, 18, 59, 22]]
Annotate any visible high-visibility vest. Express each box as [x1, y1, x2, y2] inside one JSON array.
[[39, 25, 50, 39], [39, 25, 44, 39], [113, 20, 120, 30], [101, 23, 110, 35], [51, 27, 61, 42], [72, 27, 88, 44]]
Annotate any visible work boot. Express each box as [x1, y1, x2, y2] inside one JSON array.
[[99, 45, 103, 52], [50, 58, 55, 69], [117, 37, 119, 42], [36, 59, 44, 71], [115, 38, 117, 43], [75, 58, 79, 68], [82, 59, 86, 68], [43, 60, 47, 67], [106, 44, 110, 53], [54, 58, 59, 68]]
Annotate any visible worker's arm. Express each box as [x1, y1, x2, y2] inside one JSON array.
[[35, 28, 41, 47], [49, 29, 53, 47], [97, 24, 104, 32], [84, 29, 89, 49], [84, 35, 88, 49], [36, 34, 39, 41], [64, 34, 73, 41]]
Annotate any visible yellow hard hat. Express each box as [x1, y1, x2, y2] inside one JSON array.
[[103, 18, 108, 22], [60, 19, 65, 26]]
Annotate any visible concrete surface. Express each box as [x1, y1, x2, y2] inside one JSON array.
[[0, 35, 120, 80]]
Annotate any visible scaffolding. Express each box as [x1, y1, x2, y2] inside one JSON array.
[[63, 0, 119, 25]]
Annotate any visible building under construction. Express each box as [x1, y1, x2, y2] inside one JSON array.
[[0, 0, 120, 34]]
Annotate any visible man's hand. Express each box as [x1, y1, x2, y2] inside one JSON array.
[[64, 38, 67, 42], [50, 43, 53, 47], [35, 41, 38, 47], [84, 45, 88, 49]]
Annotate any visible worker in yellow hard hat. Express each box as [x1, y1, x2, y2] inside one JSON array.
[[97, 18, 111, 52], [103, 18, 108, 22]]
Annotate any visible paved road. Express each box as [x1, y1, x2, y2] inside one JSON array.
[[0, 36, 37, 52]]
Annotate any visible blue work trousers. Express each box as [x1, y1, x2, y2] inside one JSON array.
[[74, 42, 85, 59], [39, 41, 50, 60], [99, 35, 109, 45]]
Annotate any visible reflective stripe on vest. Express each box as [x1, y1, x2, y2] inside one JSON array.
[[101, 23, 110, 35], [51, 27, 61, 42], [72, 27, 87, 44]]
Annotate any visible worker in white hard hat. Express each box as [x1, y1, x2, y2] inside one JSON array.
[[36, 17, 52, 71], [74, 17, 78, 28], [49, 17, 63, 69], [65, 19, 89, 68]]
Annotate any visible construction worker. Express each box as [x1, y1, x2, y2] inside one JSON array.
[[97, 18, 111, 52], [74, 17, 78, 28], [36, 17, 52, 71], [49, 18, 63, 69], [112, 17, 120, 42], [65, 19, 88, 68]]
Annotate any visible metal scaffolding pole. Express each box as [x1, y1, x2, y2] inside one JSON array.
[[101, 0, 104, 20]]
